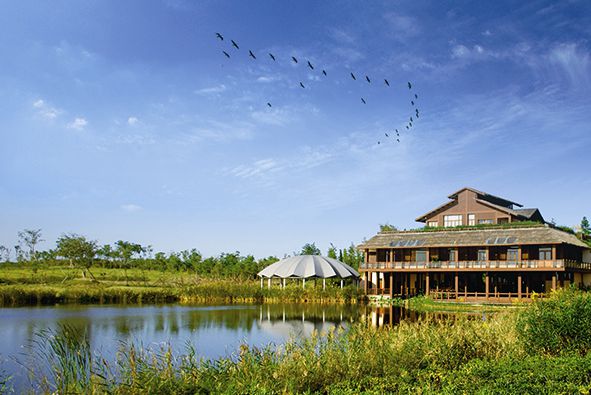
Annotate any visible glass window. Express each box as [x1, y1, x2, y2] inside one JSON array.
[[498, 218, 509, 224], [427, 221, 438, 227], [415, 250, 427, 262], [479, 219, 493, 224], [507, 248, 519, 261], [444, 214, 462, 227], [449, 249, 457, 261], [540, 247, 552, 260], [478, 249, 487, 261], [468, 214, 476, 226]]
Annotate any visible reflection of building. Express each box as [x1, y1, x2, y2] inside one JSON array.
[[358, 188, 591, 301]]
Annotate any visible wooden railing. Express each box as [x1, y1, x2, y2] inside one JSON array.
[[430, 290, 545, 301], [360, 259, 573, 271]]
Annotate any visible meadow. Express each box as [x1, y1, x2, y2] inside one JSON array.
[[3, 288, 591, 394], [0, 264, 364, 306]]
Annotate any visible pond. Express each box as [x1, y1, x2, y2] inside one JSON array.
[[0, 303, 420, 392]]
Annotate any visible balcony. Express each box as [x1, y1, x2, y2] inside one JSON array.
[[358, 259, 591, 271]]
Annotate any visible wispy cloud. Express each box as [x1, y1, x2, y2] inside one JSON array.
[[547, 43, 590, 90], [67, 117, 88, 130], [121, 203, 142, 212], [194, 84, 227, 95], [33, 99, 61, 120], [383, 12, 421, 39], [127, 116, 139, 126]]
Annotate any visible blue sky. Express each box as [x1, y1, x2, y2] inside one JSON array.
[[1, 0, 590, 257]]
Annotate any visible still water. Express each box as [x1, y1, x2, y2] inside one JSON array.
[[0, 303, 416, 391]]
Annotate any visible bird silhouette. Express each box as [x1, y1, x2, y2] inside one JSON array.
[[414, 93, 418, 99], [216, 32, 224, 41], [350, 72, 356, 80], [222, 51, 230, 58], [384, 79, 390, 87], [291, 56, 298, 63], [231, 40, 239, 49], [377, 141, 381, 145], [406, 125, 409, 129], [395, 129, 399, 136], [416, 113, 420, 118], [267, 102, 272, 107], [410, 116, 413, 122], [361, 98, 366, 104], [385, 133, 389, 137], [307, 60, 314, 70], [269, 53, 276, 61], [322, 70, 327, 76], [249, 50, 256, 59], [408, 81, 412, 89], [299, 82, 305, 88], [411, 100, 415, 106], [365, 75, 371, 83], [397, 138, 400, 142]]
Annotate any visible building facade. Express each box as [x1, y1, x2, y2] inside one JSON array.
[[358, 188, 591, 300]]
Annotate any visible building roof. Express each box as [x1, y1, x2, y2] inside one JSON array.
[[475, 199, 543, 221], [258, 255, 360, 279], [448, 187, 523, 208], [358, 225, 589, 250]]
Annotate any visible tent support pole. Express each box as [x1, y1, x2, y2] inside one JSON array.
[[260, 277, 263, 289], [268, 278, 271, 289], [303, 278, 306, 289]]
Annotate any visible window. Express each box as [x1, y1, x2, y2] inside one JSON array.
[[498, 218, 509, 224], [468, 214, 476, 226], [479, 219, 493, 224], [507, 248, 519, 261], [449, 249, 457, 261], [427, 221, 438, 227], [444, 214, 462, 227], [415, 250, 427, 262], [540, 247, 552, 260], [478, 249, 487, 261]]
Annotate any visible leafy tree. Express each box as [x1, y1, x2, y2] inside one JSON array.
[[340, 243, 364, 270], [582, 217, 591, 236], [379, 223, 398, 232], [56, 234, 98, 280], [18, 229, 44, 262], [0, 245, 9, 263], [115, 240, 144, 284], [327, 243, 337, 259], [300, 242, 321, 256]]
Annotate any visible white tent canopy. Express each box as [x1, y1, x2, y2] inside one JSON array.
[[258, 255, 359, 279]]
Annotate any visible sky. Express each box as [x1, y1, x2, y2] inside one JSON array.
[[1, 0, 590, 258]]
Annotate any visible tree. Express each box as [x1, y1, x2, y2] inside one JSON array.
[[0, 245, 9, 263], [379, 223, 398, 232], [327, 243, 337, 259], [582, 217, 591, 236], [56, 234, 98, 280], [115, 240, 144, 285], [17, 229, 44, 262], [300, 242, 321, 255]]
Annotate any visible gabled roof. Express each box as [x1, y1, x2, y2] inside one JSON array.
[[358, 225, 589, 250], [448, 187, 523, 208], [416, 187, 526, 222]]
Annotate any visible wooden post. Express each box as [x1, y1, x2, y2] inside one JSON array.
[[464, 285, 467, 298], [340, 279, 343, 289], [282, 278, 286, 289], [517, 274, 522, 299], [390, 273, 394, 297], [323, 278, 326, 290], [260, 277, 263, 289], [455, 273, 459, 299], [552, 274, 557, 291], [268, 278, 271, 289], [425, 273, 430, 296], [303, 278, 306, 289], [485, 273, 489, 300], [364, 273, 368, 293]]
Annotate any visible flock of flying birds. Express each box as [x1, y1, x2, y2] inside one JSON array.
[[214, 32, 420, 145]]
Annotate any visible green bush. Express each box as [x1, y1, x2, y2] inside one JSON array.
[[517, 288, 591, 355]]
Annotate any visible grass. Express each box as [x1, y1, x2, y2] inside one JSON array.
[[383, 295, 526, 313], [0, 265, 365, 306], [6, 288, 590, 394]]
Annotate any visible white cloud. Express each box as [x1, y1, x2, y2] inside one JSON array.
[[67, 117, 88, 130], [121, 204, 142, 212], [32, 99, 61, 120], [548, 43, 591, 89], [383, 12, 420, 39], [127, 116, 139, 126], [194, 84, 227, 95]]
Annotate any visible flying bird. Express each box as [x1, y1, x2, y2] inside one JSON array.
[[291, 56, 298, 63], [249, 50, 256, 59], [385, 133, 389, 137], [410, 117, 413, 122], [408, 81, 412, 89], [365, 75, 371, 83], [395, 129, 399, 135], [397, 138, 400, 142], [231, 40, 239, 49], [322, 69, 327, 76], [415, 93, 418, 99], [406, 125, 409, 129], [384, 79, 390, 87], [377, 141, 381, 145], [411, 100, 415, 106], [361, 97, 366, 104], [269, 53, 276, 61], [299, 82, 305, 88], [222, 51, 230, 58], [350, 72, 356, 80], [307, 60, 314, 70], [267, 102, 272, 107], [215, 32, 224, 41]]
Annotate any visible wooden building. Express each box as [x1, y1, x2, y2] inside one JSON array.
[[358, 188, 591, 301]]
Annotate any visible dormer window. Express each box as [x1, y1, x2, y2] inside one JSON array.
[[444, 214, 462, 227]]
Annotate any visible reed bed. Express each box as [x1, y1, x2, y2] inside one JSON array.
[[9, 289, 591, 394]]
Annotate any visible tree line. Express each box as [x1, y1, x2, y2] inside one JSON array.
[[0, 230, 363, 280]]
